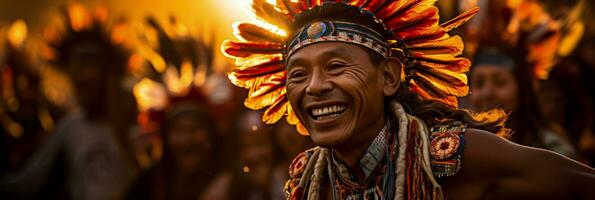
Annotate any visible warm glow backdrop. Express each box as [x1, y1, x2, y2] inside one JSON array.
[[0, 0, 255, 71]]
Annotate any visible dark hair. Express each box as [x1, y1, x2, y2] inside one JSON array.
[[162, 102, 218, 135], [292, 3, 509, 136]]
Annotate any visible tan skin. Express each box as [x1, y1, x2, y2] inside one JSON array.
[[286, 42, 595, 199], [469, 65, 519, 112]]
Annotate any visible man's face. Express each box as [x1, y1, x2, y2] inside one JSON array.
[[286, 42, 385, 148]]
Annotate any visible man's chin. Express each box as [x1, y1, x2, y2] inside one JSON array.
[[309, 129, 351, 149]]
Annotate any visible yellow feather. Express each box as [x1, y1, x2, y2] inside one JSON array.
[[414, 70, 468, 97], [245, 84, 285, 110], [263, 95, 288, 124], [440, 7, 480, 32]]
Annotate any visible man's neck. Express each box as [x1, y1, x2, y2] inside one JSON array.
[[333, 115, 386, 181]]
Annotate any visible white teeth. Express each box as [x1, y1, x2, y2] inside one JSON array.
[[311, 105, 347, 118], [317, 113, 341, 120]]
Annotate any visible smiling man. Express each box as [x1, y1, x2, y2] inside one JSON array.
[[222, 1, 595, 199]]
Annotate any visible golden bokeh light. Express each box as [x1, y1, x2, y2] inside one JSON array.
[[7, 19, 28, 48], [133, 78, 169, 111], [67, 3, 92, 32]]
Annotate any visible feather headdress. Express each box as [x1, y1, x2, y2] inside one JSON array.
[[510, 0, 585, 80], [222, 0, 479, 135]]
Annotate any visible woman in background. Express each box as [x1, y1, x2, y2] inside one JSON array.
[[468, 46, 576, 157]]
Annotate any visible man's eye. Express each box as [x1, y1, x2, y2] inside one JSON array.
[[291, 71, 305, 77], [289, 71, 308, 80], [328, 63, 347, 71]]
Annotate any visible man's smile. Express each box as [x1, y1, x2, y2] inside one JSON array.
[[305, 101, 349, 125]]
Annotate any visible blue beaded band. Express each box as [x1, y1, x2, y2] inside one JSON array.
[[286, 21, 391, 58]]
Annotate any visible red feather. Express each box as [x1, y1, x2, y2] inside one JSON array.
[[230, 60, 284, 79], [222, 40, 283, 58]]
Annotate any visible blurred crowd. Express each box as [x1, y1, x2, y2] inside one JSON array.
[[0, 0, 593, 200]]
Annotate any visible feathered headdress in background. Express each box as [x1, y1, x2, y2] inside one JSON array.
[[463, 0, 584, 80], [130, 16, 215, 168], [42, 2, 133, 73]]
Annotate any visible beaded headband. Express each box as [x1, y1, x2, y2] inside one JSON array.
[[286, 21, 391, 58]]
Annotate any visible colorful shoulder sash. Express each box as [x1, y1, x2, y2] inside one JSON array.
[[284, 147, 321, 200]]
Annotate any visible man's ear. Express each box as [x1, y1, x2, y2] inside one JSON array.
[[382, 57, 402, 97]]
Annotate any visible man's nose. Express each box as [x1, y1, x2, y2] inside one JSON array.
[[305, 70, 332, 96]]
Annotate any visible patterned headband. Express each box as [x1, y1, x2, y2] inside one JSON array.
[[286, 21, 391, 58]]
